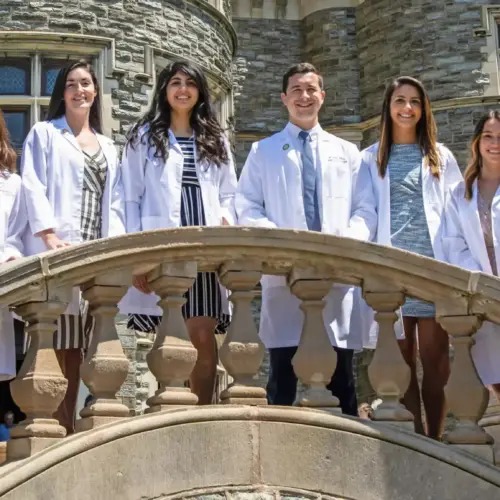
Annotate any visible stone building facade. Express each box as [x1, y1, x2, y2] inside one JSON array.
[[1, 0, 500, 411], [232, 0, 500, 170]]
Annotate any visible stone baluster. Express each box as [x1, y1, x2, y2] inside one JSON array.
[[288, 268, 339, 410], [146, 262, 198, 412], [76, 272, 131, 432], [218, 261, 266, 405], [8, 287, 71, 459], [364, 290, 414, 427], [438, 315, 493, 461]]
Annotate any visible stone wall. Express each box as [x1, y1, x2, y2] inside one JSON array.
[[0, 0, 235, 146], [232, 18, 301, 135], [356, 0, 490, 120], [302, 8, 360, 127], [435, 106, 493, 170], [222, 0, 231, 19]]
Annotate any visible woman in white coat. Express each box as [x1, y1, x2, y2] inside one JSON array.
[[361, 76, 462, 439], [444, 110, 500, 400], [0, 110, 28, 423], [21, 60, 125, 434], [0, 111, 26, 383], [119, 61, 237, 405]]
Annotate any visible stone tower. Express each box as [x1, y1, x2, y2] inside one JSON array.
[[232, 0, 498, 169]]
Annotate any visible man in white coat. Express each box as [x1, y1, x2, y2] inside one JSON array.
[[235, 63, 377, 415]]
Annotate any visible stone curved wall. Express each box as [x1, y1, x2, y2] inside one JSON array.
[[357, 0, 488, 120], [1, 407, 499, 500], [0, 0, 236, 146], [302, 7, 360, 128]]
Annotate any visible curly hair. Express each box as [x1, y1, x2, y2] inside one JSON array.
[[126, 60, 228, 167], [464, 110, 500, 200]]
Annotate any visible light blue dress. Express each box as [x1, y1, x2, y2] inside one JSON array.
[[389, 143, 435, 317]]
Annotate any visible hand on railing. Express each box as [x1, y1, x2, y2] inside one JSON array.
[[38, 230, 71, 251], [133, 274, 152, 294]]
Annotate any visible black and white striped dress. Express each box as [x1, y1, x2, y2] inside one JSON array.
[[128, 137, 229, 334], [53, 147, 107, 350]]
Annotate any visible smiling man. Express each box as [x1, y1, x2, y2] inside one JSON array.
[[235, 62, 377, 414]]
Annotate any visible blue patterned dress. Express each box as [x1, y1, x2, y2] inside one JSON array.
[[389, 143, 435, 317]]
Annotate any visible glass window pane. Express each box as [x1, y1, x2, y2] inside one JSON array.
[[42, 59, 67, 96], [3, 110, 28, 150], [44, 68, 60, 96], [0, 59, 31, 95], [3, 109, 29, 173]]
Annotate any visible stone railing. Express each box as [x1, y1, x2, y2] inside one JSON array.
[[0, 227, 499, 463]]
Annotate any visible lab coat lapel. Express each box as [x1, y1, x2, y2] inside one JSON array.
[[279, 131, 307, 229], [53, 116, 82, 153], [472, 182, 495, 274]]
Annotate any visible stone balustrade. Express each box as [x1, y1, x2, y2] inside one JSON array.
[[0, 227, 499, 463]]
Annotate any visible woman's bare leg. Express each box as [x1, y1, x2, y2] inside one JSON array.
[[399, 317, 424, 434], [186, 316, 218, 405], [417, 318, 450, 440]]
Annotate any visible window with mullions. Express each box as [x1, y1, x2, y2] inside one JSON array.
[[0, 59, 31, 96], [0, 54, 95, 172], [41, 59, 67, 96]]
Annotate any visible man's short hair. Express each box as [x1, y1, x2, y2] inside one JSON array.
[[282, 62, 324, 93]]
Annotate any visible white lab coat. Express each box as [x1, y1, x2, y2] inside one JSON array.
[[21, 116, 126, 314], [360, 141, 463, 348], [118, 128, 238, 316], [234, 123, 377, 349], [443, 180, 500, 385], [0, 172, 27, 381]]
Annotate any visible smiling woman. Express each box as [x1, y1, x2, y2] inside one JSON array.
[[444, 110, 500, 407], [119, 60, 237, 407], [359, 76, 463, 440], [19, 59, 126, 435]]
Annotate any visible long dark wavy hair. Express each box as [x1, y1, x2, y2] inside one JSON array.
[[127, 60, 228, 167], [46, 60, 103, 134], [464, 110, 500, 200], [377, 76, 440, 179]]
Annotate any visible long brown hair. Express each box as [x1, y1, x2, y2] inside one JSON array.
[[0, 110, 17, 173], [377, 76, 440, 179], [463, 110, 500, 200]]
